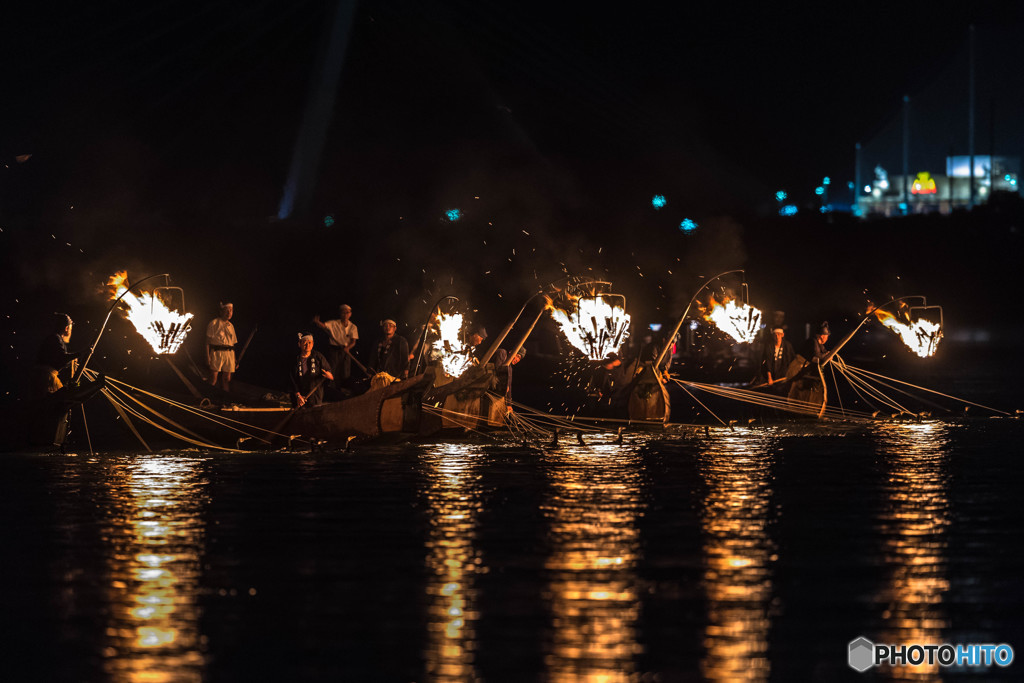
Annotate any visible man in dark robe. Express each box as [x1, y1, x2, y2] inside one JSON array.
[[290, 334, 334, 408], [370, 319, 410, 379]]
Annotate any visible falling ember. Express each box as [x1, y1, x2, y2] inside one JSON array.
[[549, 294, 631, 361], [704, 295, 762, 344], [872, 308, 942, 358], [431, 312, 473, 378], [106, 271, 193, 355]]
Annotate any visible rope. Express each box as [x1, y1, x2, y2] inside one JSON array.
[[829, 361, 845, 418], [421, 404, 500, 440], [88, 370, 312, 449], [832, 364, 909, 414], [841, 364, 1008, 415], [505, 400, 605, 433], [669, 377, 726, 426], [101, 386, 245, 452]]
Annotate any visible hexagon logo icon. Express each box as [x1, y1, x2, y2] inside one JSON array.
[[848, 636, 875, 672]]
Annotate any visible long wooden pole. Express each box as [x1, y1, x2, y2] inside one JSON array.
[[480, 291, 544, 365], [500, 306, 545, 366], [654, 269, 745, 370]]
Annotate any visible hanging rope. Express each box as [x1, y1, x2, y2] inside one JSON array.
[[841, 364, 1009, 415], [668, 377, 727, 426], [86, 370, 314, 449]]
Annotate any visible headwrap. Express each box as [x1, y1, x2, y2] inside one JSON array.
[[340, 304, 351, 312], [382, 319, 396, 327], [817, 321, 830, 335], [298, 333, 313, 342], [772, 327, 784, 334], [52, 312, 73, 333]]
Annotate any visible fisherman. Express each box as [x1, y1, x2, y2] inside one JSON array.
[[761, 327, 795, 385], [32, 312, 104, 448], [313, 304, 358, 383], [585, 351, 624, 410], [35, 313, 81, 397], [290, 333, 334, 408], [369, 319, 409, 380], [467, 325, 488, 363], [801, 321, 831, 365], [786, 321, 831, 413], [206, 302, 237, 393]]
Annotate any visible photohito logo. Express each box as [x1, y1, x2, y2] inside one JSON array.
[[848, 637, 1014, 672]]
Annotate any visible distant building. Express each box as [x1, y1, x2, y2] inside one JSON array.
[[857, 155, 1020, 216]]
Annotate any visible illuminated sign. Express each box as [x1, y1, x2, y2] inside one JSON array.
[[911, 172, 936, 195]]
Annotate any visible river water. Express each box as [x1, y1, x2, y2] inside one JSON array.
[[3, 419, 1023, 682]]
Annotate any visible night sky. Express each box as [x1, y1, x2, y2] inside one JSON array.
[[3, 1, 1023, 392]]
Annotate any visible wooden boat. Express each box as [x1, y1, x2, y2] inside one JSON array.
[[627, 362, 671, 423], [284, 372, 432, 443], [418, 363, 509, 435], [269, 363, 508, 446]]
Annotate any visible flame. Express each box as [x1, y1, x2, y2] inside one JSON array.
[[106, 271, 193, 355], [548, 294, 631, 360], [431, 312, 474, 378], [872, 307, 942, 358], [703, 295, 762, 344]]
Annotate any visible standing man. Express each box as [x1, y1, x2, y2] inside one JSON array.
[[370, 319, 409, 379], [313, 304, 358, 382], [467, 325, 488, 363], [290, 333, 333, 408], [206, 302, 237, 393], [761, 327, 795, 385]]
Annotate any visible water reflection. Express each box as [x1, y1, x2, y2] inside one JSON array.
[[100, 455, 208, 682], [542, 441, 645, 681], [698, 430, 776, 682], [420, 444, 485, 681], [874, 422, 951, 682]]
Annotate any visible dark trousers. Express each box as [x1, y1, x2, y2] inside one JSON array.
[[327, 346, 352, 380]]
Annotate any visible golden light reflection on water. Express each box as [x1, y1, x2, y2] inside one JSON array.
[[421, 444, 485, 681], [874, 422, 950, 682], [698, 430, 776, 682], [543, 442, 645, 681], [101, 456, 208, 682]]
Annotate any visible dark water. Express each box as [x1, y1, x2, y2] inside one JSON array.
[[3, 419, 1024, 682]]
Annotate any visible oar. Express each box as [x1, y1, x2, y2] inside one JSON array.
[[235, 325, 258, 370], [270, 378, 327, 439], [341, 346, 370, 375]]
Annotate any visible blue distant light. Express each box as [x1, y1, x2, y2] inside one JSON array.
[[775, 190, 787, 201], [652, 194, 667, 209], [323, 214, 335, 227], [679, 218, 698, 232], [823, 176, 831, 186], [815, 186, 825, 196], [779, 204, 798, 216], [445, 208, 462, 222]]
